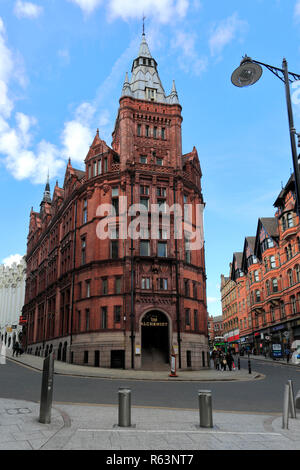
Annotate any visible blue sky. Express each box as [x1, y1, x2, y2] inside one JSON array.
[[1, 0, 300, 316]]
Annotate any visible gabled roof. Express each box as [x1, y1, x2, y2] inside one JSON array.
[[231, 252, 243, 281], [260, 217, 279, 239], [254, 217, 279, 259], [182, 147, 202, 176], [85, 129, 112, 163], [274, 172, 296, 208], [241, 236, 256, 273]]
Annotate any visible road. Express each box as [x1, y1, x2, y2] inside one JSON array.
[[1, 357, 299, 413]]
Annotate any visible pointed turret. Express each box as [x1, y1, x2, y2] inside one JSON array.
[[128, 33, 167, 103], [167, 80, 180, 105], [138, 33, 152, 59], [121, 72, 133, 97], [42, 172, 51, 204]]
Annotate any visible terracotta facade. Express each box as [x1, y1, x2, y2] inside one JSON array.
[[22, 35, 209, 370], [221, 174, 300, 356]]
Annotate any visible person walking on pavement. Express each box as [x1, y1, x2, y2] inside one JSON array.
[[220, 351, 227, 371], [226, 351, 233, 371], [12, 341, 19, 357], [285, 346, 290, 363], [212, 349, 217, 370]]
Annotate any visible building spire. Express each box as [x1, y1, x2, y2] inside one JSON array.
[[42, 172, 51, 204], [167, 80, 180, 104], [121, 72, 133, 97]]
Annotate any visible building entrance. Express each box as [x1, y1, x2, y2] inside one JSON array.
[[141, 311, 169, 370]]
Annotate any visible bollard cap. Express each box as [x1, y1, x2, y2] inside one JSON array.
[[198, 390, 212, 395], [118, 388, 131, 394]]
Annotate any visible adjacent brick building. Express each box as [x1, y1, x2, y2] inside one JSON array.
[[221, 174, 300, 356], [208, 314, 224, 347], [22, 34, 209, 370]]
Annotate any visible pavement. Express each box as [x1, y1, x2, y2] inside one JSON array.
[[1, 397, 300, 450], [4, 349, 264, 382], [243, 353, 300, 367]]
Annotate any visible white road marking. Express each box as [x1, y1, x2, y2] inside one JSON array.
[[76, 429, 282, 436]]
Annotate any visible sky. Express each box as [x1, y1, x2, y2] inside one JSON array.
[[1, 0, 300, 316]]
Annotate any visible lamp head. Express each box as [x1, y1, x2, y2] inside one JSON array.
[[231, 56, 263, 87]]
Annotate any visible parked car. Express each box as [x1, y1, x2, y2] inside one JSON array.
[[291, 340, 300, 365]]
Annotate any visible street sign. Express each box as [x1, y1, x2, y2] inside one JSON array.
[[272, 343, 283, 358], [283, 332, 290, 338]]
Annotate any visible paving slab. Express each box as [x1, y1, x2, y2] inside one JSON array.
[[1, 397, 300, 450]]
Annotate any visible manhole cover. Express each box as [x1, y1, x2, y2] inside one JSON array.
[[6, 408, 32, 415]]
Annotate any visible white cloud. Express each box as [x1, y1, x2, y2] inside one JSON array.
[[173, 31, 207, 76], [108, 0, 189, 23], [67, 0, 103, 15], [209, 13, 248, 57], [207, 297, 218, 304], [14, 1, 43, 19], [0, 18, 66, 183], [2, 254, 24, 266], [61, 120, 93, 164]]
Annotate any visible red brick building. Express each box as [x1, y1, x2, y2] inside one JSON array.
[[208, 315, 224, 346], [22, 34, 209, 370], [222, 174, 300, 357]]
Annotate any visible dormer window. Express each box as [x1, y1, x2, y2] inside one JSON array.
[[146, 88, 156, 101]]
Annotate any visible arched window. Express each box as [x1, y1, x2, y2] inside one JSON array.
[[272, 278, 278, 293], [282, 216, 287, 232], [255, 290, 261, 302], [287, 213, 294, 228], [295, 265, 300, 283], [270, 256, 276, 269], [288, 270, 293, 287], [285, 247, 289, 262], [291, 296, 297, 315], [270, 306, 275, 322]]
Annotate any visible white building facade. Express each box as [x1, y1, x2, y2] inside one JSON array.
[[0, 258, 26, 349]]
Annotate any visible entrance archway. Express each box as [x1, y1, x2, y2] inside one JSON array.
[[141, 310, 169, 370]]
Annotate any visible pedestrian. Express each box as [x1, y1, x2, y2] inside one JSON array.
[[226, 352, 233, 371], [285, 347, 290, 363], [221, 353, 227, 371], [212, 350, 218, 370], [13, 341, 19, 357]]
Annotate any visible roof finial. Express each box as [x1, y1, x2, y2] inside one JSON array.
[[142, 14, 146, 36]]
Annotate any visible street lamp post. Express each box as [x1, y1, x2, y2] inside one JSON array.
[[231, 56, 300, 216]]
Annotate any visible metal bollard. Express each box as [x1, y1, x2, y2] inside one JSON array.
[[118, 388, 131, 427], [238, 357, 240, 370], [198, 390, 213, 428], [288, 380, 297, 419], [248, 359, 251, 374], [282, 383, 290, 429], [39, 352, 54, 424]]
